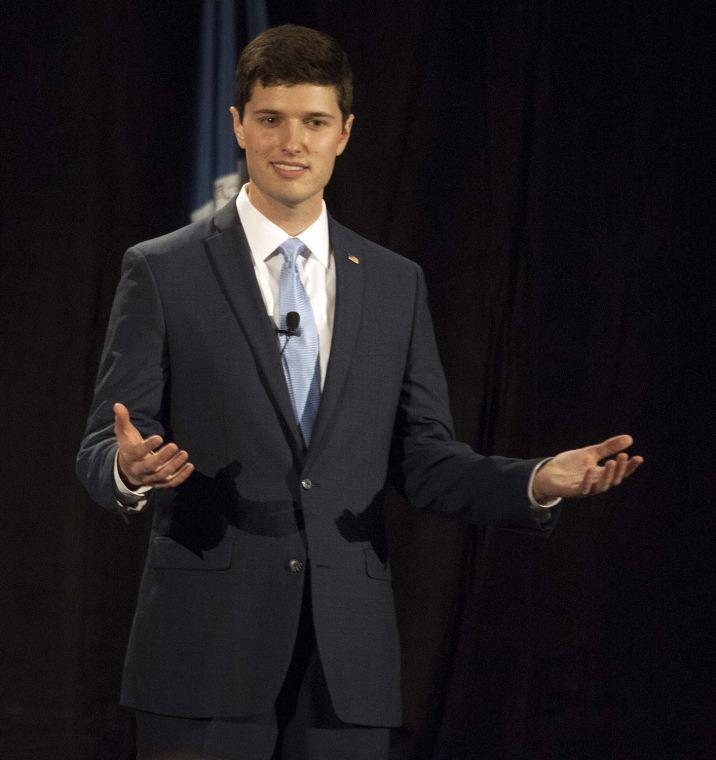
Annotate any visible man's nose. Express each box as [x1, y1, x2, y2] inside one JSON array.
[[280, 121, 304, 153]]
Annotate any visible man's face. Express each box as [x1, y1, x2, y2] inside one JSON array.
[[231, 82, 354, 220]]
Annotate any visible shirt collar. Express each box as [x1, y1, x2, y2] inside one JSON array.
[[236, 184, 330, 268]]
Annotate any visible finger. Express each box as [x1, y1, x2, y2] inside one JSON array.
[[130, 443, 180, 477], [121, 446, 183, 487], [581, 466, 600, 495], [113, 403, 140, 444], [120, 436, 165, 469], [152, 449, 190, 482], [114, 403, 165, 459], [133, 449, 190, 486], [153, 462, 195, 489], [590, 434, 633, 460], [592, 434, 633, 460], [595, 459, 617, 492], [611, 453, 630, 486], [622, 456, 644, 479]]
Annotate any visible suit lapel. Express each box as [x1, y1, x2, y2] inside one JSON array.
[[204, 200, 304, 457], [306, 218, 365, 467]]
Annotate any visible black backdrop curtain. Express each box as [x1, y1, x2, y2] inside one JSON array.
[[2, 1, 712, 758]]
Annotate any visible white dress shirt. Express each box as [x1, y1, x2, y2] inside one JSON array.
[[114, 185, 558, 517], [236, 185, 335, 387]]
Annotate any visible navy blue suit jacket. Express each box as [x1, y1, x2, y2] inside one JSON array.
[[77, 199, 554, 725]]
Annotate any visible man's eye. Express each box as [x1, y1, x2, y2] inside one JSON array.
[[308, 119, 327, 128], [261, 116, 278, 125]]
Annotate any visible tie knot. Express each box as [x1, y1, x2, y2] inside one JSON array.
[[278, 238, 308, 268]]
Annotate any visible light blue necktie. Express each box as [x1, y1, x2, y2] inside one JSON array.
[[277, 238, 321, 444]]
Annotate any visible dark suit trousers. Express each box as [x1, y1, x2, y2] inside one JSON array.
[[135, 565, 391, 760]]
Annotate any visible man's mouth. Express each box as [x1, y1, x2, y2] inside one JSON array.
[[271, 162, 308, 178]]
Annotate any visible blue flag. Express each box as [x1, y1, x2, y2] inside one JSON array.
[[191, 1, 268, 221]]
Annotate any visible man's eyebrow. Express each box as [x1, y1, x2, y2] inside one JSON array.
[[251, 108, 336, 119]]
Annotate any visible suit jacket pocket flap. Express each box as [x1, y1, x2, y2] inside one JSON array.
[[148, 536, 234, 570], [364, 547, 392, 581]]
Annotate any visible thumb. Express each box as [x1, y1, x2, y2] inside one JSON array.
[[592, 434, 633, 460], [113, 402, 140, 444]]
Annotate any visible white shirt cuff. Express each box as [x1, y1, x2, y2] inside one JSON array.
[[528, 458, 561, 522], [113, 450, 151, 512]]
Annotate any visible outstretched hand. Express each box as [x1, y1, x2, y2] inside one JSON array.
[[533, 434, 643, 502], [114, 402, 194, 490]]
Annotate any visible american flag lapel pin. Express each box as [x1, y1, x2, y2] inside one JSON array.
[[348, 255, 360, 264]]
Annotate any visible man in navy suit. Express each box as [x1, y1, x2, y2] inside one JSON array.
[[77, 25, 642, 760]]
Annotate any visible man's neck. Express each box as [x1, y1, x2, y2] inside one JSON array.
[[247, 184, 323, 236]]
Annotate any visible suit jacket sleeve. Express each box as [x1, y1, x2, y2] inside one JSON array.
[[391, 266, 554, 531], [76, 247, 169, 510]]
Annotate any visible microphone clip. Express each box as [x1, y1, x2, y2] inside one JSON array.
[[277, 311, 301, 355]]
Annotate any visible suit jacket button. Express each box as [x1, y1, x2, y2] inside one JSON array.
[[300, 478, 313, 490], [287, 559, 304, 573]]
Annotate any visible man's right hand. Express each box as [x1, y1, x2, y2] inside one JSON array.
[[114, 402, 194, 490]]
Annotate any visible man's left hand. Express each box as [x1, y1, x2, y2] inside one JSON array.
[[533, 434, 643, 502]]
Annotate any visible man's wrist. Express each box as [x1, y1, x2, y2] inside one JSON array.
[[116, 452, 143, 491], [528, 459, 562, 510], [113, 449, 152, 503]]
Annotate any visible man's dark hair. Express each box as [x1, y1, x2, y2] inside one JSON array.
[[233, 25, 353, 123]]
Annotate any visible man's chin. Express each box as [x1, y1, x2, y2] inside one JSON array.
[[248, 179, 324, 215], [269, 187, 321, 210]]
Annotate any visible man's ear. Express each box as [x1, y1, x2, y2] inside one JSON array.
[[335, 113, 355, 157], [230, 106, 246, 149]]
